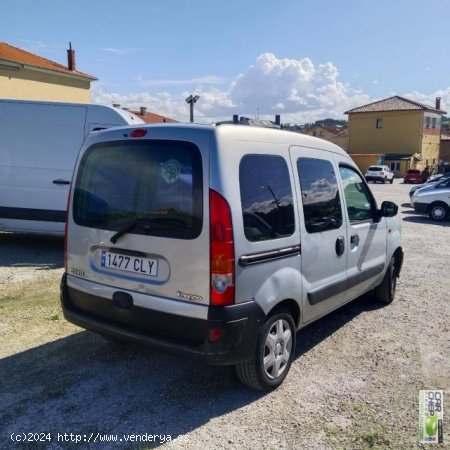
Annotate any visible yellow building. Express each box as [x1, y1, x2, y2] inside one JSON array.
[[345, 96, 446, 177], [0, 42, 96, 103]]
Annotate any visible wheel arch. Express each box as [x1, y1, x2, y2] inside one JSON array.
[[267, 298, 301, 328]]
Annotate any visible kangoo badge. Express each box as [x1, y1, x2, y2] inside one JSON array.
[[161, 159, 181, 184]]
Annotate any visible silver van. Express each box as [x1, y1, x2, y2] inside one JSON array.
[[61, 124, 403, 391]]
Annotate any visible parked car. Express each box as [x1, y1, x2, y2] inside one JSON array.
[[410, 176, 450, 221], [61, 124, 403, 391], [365, 165, 394, 183], [0, 99, 144, 236], [403, 169, 422, 184], [409, 172, 450, 198]]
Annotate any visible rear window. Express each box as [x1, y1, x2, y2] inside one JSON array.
[[407, 170, 421, 174], [368, 166, 382, 171], [73, 140, 203, 239]]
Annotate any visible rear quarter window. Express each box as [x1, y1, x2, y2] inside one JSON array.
[[239, 155, 295, 242]]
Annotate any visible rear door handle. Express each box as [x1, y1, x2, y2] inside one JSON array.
[[335, 236, 345, 256], [52, 179, 71, 185]]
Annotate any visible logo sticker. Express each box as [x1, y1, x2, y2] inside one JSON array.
[[161, 159, 181, 184], [419, 390, 444, 444]]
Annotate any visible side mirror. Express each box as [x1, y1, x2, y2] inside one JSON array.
[[380, 200, 398, 217]]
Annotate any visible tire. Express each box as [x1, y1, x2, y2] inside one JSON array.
[[383, 177, 387, 184], [428, 202, 449, 222], [374, 257, 397, 304], [390, 177, 394, 184], [235, 311, 296, 391]]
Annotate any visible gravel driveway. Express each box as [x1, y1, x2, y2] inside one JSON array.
[[0, 179, 449, 449]]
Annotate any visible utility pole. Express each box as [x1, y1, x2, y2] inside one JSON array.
[[185, 94, 200, 123]]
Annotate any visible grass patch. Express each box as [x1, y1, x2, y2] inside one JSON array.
[[0, 273, 77, 359]]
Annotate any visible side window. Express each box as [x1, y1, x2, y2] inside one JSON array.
[[239, 155, 295, 242], [339, 166, 376, 222], [436, 177, 450, 188], [296, 158, 342, 233]]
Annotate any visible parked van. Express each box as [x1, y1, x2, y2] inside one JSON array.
[[61, 124, 403, 391], [0, 99, 144, 235]]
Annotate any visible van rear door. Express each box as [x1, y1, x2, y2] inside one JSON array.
[[68, 135, 210, 305]]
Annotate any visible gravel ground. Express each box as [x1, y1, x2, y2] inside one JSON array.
[[0, 179, 449, 450]]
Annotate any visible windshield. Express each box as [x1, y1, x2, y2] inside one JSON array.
[[73, 140, 203, 239], [368, 166, 383, 171]]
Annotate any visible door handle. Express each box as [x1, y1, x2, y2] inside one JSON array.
[[52, 179, 71, 185], [335, 236, 345, 256], [350, 233, 359, 245]]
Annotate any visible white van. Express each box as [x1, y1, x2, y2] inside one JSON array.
[[62, 124, 403, 391], [0, 99, 144, 235]]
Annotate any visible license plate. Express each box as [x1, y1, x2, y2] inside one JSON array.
[[101, 251, 158, 276]]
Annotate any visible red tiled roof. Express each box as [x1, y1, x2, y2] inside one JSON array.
[[345, 95, 446, 115], [130, 110, 178, 123], [0, 42, 96, 80]]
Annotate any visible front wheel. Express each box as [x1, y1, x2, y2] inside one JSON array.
[[374, 257, 397, 304], [428, 202, 449, 221], [235, 311, 296, 391]]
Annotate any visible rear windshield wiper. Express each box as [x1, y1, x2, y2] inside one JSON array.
[[110, 217, 187, 243]]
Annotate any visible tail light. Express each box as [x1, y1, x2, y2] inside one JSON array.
[[209, 189, 235, 306]]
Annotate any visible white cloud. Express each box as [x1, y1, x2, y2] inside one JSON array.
[[403, 89, 449, 113], [100, 47, 142, 56], [134, 75, 226, 87], [92, 53, 449, 123]]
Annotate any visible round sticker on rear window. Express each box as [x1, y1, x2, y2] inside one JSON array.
[[161, 159, 181, 184]]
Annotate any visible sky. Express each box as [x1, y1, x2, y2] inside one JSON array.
[[2, 0, 450, 124]]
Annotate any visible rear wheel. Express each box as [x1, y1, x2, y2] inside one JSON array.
[[428, 202, 449, 221], [390, 177, 394, 184], [374, 257, 397, 304], [235, 311, 296, 391]]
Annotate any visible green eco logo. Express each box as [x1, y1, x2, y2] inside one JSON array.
[[425, 415, 438, 437]]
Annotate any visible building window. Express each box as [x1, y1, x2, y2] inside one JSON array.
[[432, 118, 436, 128], [425, 116, 431, 128], [376, 118, 383, 129], [390, 162, 400, 172], [312, 131, 317, 136]]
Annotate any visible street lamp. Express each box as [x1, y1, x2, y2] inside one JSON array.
[[185, 94, 200, 123]]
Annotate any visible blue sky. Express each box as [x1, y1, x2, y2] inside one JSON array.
[[2, 0, 449, 123]]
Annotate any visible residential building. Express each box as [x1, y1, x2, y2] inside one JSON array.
[[0, 42, 96, 103], [441, 133, 450, 164], [303, 124, 348, 150], [345, 96, 446, 177], [128, 106, 178, 123]]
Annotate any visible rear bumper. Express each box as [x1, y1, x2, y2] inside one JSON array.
[[365, 176, 384, 182], [60, 273, 265, 365]]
